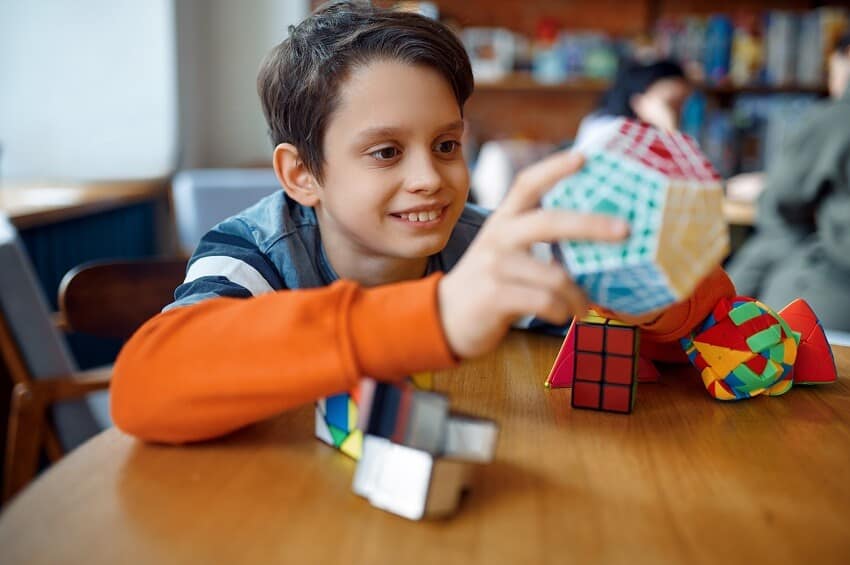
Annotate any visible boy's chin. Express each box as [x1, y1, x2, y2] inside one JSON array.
[[391, 238, 449, 259]]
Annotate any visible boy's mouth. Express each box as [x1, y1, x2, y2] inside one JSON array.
[[389, 205, 447, 224]]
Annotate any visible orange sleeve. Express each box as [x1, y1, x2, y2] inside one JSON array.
[[595, 267, 736, 363], [110, 273, 457, 444]]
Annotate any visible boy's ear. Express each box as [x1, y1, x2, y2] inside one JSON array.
[[273, 143, 320, 207]]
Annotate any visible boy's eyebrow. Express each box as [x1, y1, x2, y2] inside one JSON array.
[[355, 120, 465, 144], [355, 126, 406, 144], [439, 119, 465, 133]]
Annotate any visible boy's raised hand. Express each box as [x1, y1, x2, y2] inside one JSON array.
[[438, 151, 630, 359]]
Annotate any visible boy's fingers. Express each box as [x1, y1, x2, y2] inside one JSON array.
[[494, 251, 590, 315], [504, 209, 630, 249], [499, 283, 578, 325], [498, 151, 585, 216], [498, 251, 572, 291]]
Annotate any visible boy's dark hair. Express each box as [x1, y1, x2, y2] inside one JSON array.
[[258, 1, 474, 182], [598, 59, 687, 119]]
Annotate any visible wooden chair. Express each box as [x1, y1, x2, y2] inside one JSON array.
[[0, 216, 106, 501], [58, 257, 188, 341], [0, 317, 111, 503], [0, 214, 186, 501]]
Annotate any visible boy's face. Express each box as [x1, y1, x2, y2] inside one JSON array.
[[312, 60, 469, 274]]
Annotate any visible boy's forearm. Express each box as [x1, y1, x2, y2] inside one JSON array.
[[635, 267, 736, 343], [111, 274, 457, 444], [592, 267, 736, 361]]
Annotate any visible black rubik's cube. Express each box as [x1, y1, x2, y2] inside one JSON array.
[[571, 313, 639, 414]]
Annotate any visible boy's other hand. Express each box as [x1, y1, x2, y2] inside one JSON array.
[[438, 151, 630, 359], [725, 172, 765, 203], [631, 94, 678, 132]]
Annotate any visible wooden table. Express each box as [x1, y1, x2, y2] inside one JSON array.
[[0, 179, 169, 229], [1, 333, 848, 564]]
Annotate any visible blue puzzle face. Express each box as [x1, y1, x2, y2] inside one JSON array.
[[542, 118, 728, 315]]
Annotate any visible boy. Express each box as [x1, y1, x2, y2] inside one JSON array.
[[112, 1, 733, 443]]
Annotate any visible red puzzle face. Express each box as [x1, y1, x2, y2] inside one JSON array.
[[604, 356, 634, 385], [571, 319, 639, 414], [607, 120, 720, 182], [577, 324, 604, 351], [605, 327, 635, 356], [601, 384, 632, 412], [575, 352, 603, 381]]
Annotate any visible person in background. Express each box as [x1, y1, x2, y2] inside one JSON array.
[[574, 58, 692, 146], [726, 33, 850, 331], [725, 33, 850, 202], [472, 59, 691, 209]]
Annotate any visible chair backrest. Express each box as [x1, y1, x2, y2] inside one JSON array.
[[0, 215, 102, 450], [59, 257, 187, 340], [172, 168, 280, 254]]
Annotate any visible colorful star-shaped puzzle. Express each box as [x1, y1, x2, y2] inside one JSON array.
[[681, 297, 838, 400], [682, 297, 799, 399]]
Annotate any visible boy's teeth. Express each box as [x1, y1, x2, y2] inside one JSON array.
[[403, 209, 440, 222]]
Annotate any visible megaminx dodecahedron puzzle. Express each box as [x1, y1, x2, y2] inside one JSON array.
[[542, 118, 729, 315]]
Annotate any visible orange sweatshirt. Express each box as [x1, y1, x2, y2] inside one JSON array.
[[111, 267, 734, 444]]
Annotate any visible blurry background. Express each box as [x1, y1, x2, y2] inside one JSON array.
[[0, 0, 307, 178], [3, 0, 847, 180]]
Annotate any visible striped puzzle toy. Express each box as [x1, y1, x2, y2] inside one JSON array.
[[315, 371, 434, 460], [351, 378, 499, 520], [542, 118, 729, 315], [319, 375, 501, 520]]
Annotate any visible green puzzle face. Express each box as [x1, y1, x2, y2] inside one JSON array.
[[543, 151, 667, 273], [541, 133, 728, 316]]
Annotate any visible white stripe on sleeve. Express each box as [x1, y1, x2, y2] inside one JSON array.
[[184, 255, 275, 296]]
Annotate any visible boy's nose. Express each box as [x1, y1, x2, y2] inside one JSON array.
[[405, 153, 442, 194]]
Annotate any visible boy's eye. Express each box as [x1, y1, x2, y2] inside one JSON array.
[[370, 147, 400, 161], [435, 140, 460, 155]]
